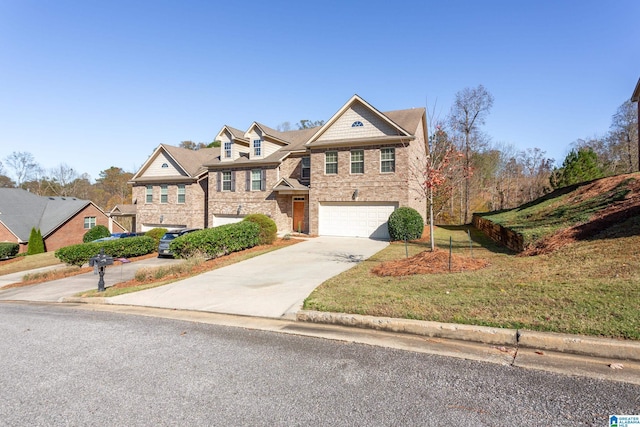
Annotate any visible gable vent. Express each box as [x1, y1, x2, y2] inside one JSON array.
[[352, 121, 364, 127], [162, 163, 169, 168]]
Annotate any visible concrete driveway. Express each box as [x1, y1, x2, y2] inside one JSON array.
[[0, 257, 183, 302], [108, 237, 388, 318]]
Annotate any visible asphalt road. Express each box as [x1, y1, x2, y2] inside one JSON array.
[[1, 303, 638, 426]]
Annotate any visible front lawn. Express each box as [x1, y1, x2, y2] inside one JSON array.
[[303, 225, 640, 340]]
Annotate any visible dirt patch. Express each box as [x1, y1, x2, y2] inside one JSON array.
[[522, 174, 640, 256], [372, 249, 490, 276]]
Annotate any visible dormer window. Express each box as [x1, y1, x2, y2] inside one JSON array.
[[253, 139, 262, 157], [224, 141, 232, 158], [352, 121, 364, 127]]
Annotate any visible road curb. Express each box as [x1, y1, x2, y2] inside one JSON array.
[[296, 310, 518, 346], [518, 330, 640, 362], [297, 310, 640, 362], [59, 296, 112, 305]]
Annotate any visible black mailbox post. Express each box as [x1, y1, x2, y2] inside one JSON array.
[[89, 248, 114, 292]]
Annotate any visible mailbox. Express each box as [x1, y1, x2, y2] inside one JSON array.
[[89, 248, 114, 292]]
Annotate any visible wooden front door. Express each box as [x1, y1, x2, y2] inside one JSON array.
[[293, 201, 305, 233]]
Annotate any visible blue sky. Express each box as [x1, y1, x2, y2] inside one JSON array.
[[1, 0, 638, 182]]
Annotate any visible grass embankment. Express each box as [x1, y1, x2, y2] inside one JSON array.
[[304, 175, 640, 340], [0, 252, 62, 276]]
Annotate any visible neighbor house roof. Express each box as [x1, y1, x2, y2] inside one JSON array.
[[0, 189, 93, 242]]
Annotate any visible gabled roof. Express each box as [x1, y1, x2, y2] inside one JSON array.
[[306, 94, 417, 147], [272, 177, 309, 193], [110, 204, 137, 216], [0, 189, 93, 242], [131, 144, 220, 182]]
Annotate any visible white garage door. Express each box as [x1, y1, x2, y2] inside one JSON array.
[[319, 202, 397, 239], [212, 214, 244, 227]]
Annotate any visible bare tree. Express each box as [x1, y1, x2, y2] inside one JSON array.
[[449, 85, 494, 223], [49, 163, 79, 196], [4, 151, 40, 186], [609, 100, 639, 173]]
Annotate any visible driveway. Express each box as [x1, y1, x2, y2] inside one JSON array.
[[0, 257, 183, 302], [108, 237, 388, 318]]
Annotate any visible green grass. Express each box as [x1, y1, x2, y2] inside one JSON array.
[[304, 224, 640, 339], [479, 176, 636, 246], [0, 252, 62, 275]]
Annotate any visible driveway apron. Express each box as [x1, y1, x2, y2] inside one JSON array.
[[108, 237, 388, 318]]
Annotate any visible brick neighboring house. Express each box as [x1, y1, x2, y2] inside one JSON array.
[[130, 144, 220, 231], [131, 95, 427, 239], [0, 188, 125, 253]]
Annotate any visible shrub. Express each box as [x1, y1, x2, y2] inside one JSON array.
[[0, 242, 19, 259], [242, 213, 277, 245], [27, 228, 45, 255], [387, 207, 424, 241], [55, 236, 156, 266], [83, 225, 110, 243], [170, 222, 260, 259], [145, 227, 168, 245]]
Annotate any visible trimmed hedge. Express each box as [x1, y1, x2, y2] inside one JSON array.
[[83, 225, 110, 243], [387, 207, 424, 241], [0, 242, 19, 259], [145, 227, 168, 245], [169, 222, 260, 259], [242, 213, 277, 245], [55, 236, 156, 266]]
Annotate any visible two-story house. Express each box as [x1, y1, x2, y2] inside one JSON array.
[[130, 95, 427, 239], [130, 144, 219, 231]]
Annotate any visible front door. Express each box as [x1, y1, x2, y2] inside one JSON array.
[[293, 200, 305, 233]]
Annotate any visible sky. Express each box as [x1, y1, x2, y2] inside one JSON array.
[[0, 0, 639, 182]]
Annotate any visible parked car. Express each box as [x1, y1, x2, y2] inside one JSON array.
[[91, 232, 138, 243], [157, 228, 200, 258]]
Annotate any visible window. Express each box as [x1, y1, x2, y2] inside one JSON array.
[[325, 151, 338, 174], [253, 139, 262, 157], [146, 185, 153, 203], [351, 150, 364, 174], [161, 163, 169, 168], [301, 156, 310, 180], [177, 184, 186, 203], [160, 185, 168, 203], [222, 171, 232, 191], [224, 141, 232, 159], [381, 148, 395, 173], [84, 216, 96, 229], [352, 121, 364, 127], [251, 169, 262, 191]]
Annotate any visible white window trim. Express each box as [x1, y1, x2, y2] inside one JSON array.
[[253, 139, 262, 157], [251, 169, 262, 191], [145, 185, 153, 203], [301, 157, 310, 180], [84, 216, 96, 229], [222, 171, 232, 191], [325, 151, 338, 175], [177, 184, 186, 204], [380, 147, 395, 173], [350, 150, 364, 175], [224, 141, 232, 159], [160, 185, 168, 204]]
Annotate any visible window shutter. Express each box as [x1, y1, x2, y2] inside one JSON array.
[[231, 171, 236, 192], [261, 169, 266, 191], [246, 170, 251, 191], [217, 171, 221, 192]]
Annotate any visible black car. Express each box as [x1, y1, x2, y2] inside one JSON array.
[[157, 228, 200, 258]]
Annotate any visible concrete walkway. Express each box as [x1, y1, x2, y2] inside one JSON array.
[[0, 257, 183, 302], [108, 237, 388, 318]]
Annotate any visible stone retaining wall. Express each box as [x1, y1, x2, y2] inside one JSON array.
[[472, 214, 524, 253]]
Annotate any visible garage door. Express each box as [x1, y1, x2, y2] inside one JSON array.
[[212, 214, 244, 227], [319, 202, 397, 239]]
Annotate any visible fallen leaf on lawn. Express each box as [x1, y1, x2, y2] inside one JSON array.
[[535, 351, 544, 355]]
